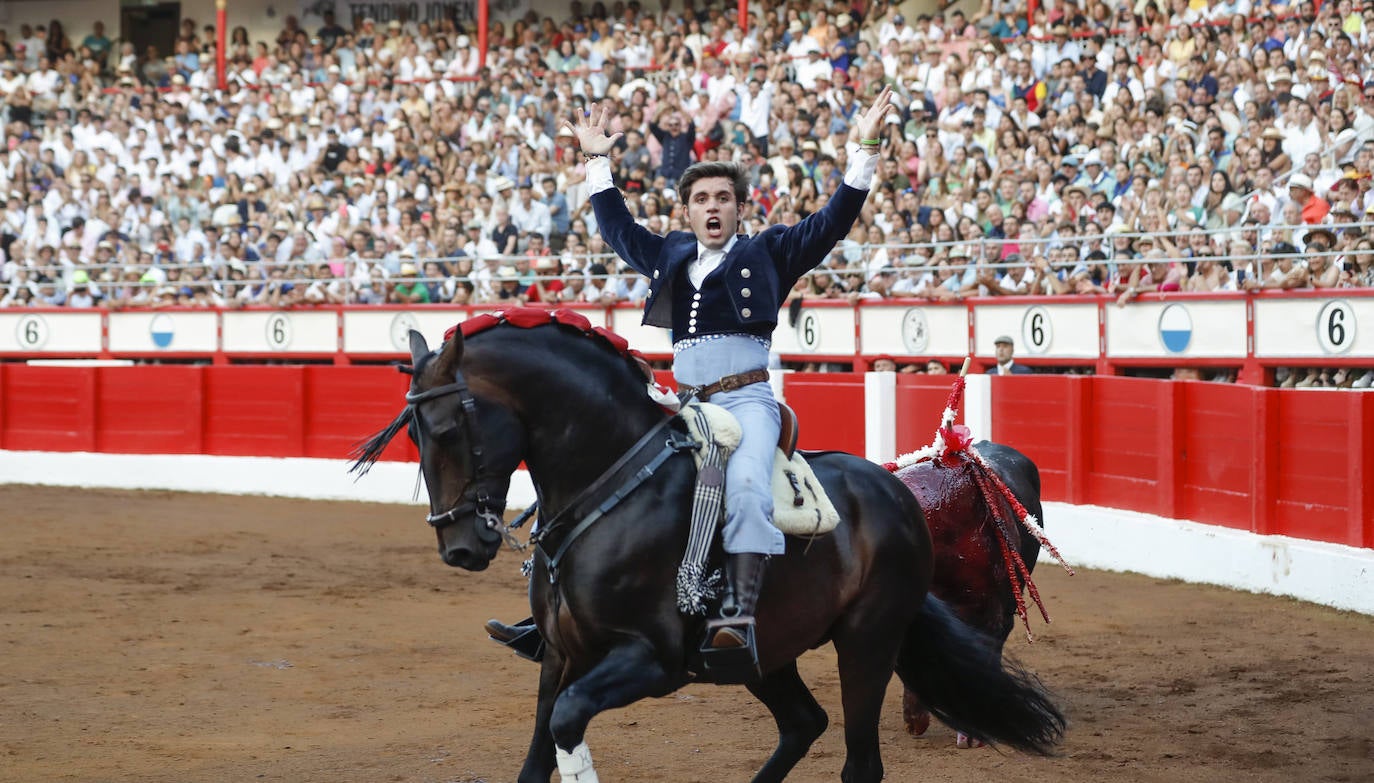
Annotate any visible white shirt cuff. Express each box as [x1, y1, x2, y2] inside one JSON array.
[[585, 156, 615, 194], [844, 147, 880, 190]]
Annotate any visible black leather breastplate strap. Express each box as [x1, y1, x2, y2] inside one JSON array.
[[533, 414, 699, 583]]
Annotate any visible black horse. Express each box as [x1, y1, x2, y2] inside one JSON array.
[[354, 311, 1064, 783]]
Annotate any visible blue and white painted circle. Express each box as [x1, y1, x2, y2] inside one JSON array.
[[1157, 303, 1192, 353], [149, 313, 175, 349]]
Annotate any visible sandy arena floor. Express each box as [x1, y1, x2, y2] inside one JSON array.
[[2, 486, 1372, 783]]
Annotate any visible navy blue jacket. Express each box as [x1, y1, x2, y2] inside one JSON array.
[[987, 362, 1034, 375], [590, 183, 868, 337]]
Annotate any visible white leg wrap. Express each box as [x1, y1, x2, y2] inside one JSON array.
[[555, 741, 599, 783]]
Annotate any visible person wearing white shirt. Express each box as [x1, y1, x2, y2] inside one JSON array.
[[794, 46, 833, 91], [487, 91, 897, 669], [734, 76, 775, 144]]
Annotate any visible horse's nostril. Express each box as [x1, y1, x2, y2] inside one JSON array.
[[442, 547, 472, 567]]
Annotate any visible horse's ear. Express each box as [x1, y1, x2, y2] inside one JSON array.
[[408, 329, 430, 364], [432, 329, 465, 380]]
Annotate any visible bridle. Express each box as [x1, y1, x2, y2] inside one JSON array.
[[405, 368, 524, 552]]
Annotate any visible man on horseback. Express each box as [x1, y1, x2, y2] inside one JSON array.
[[488, 87, 895, 668]]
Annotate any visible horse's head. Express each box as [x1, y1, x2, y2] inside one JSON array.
[[400, 328, 524, 570]]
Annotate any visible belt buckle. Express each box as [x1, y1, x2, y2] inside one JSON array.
[[719, 374, 741, 392]]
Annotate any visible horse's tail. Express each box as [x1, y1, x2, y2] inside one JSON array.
[[896, 594, 1065, 755]]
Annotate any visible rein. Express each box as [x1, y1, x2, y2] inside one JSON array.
[[532, 413, 699, 584], [405, 373, 525, 552]]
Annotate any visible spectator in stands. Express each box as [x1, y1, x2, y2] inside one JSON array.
[[0, 1, 1361, 343], [988, 335, 1032, 375]]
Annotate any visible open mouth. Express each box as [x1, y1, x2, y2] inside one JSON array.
[[706, 217, 723, 236]]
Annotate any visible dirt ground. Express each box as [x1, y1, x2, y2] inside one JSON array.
[[2, 486, 1372, 783]]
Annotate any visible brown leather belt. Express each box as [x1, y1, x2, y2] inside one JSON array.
[[678, 369, 771, 402]]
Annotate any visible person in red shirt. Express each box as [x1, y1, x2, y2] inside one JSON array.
[[524, 256, 565, 303], [1287, 173, 1330, 224]]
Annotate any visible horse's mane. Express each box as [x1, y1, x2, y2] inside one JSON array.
[[350, 405, 413, 476], [350, 308, 652, 476]]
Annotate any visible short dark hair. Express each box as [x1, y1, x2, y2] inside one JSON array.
[[677, 161, 749, 204]]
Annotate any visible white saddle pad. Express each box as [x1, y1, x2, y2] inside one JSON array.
[[681, 402, 840, 537]]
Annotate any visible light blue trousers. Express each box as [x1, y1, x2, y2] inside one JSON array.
[[674, 336, 787, 556]]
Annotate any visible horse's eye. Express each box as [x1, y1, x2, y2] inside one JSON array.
[[427, 417, 459, 441]]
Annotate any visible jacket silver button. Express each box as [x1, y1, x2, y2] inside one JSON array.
[[693, 292, 701, 300], [741, 307, 752, 317], [653, 270, 660, 279], [688, 326, 697, 333], [741, 269, 751, 278], [741, 288, 751, 297]]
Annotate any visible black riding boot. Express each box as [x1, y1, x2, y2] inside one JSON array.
[[707, 553, 768, 649], [484, 616, 545, 662]]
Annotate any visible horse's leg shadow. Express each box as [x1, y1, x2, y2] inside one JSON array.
[[517, 649, 566, 783], [745, 660, 829, 783], [546, 640, 678, 781]]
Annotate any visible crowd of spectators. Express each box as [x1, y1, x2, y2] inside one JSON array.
[[0, 0, 1370, 384]]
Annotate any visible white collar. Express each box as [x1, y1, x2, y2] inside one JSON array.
[[695, 232, 739, 259]]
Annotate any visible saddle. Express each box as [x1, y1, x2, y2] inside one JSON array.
[[680, 402, 839, 537]]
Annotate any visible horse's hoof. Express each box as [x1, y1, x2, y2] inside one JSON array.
[[901, 708, 934, 730], [902, 690, 930, 736]]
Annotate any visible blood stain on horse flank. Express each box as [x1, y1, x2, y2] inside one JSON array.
[[3, 485, 1374, 783]]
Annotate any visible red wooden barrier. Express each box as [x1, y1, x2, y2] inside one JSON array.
[[304, 366, 416, 462], [1, 365, 1369, 549], [894, 375, 965, 456], [203, 367, 307, 457], [989, 375, 1077, 502], [95, 366, 204, 454], [1272, 390, 1366, 546], [1, 366, 97, 452], [1083, 377, 1169, 515], [993, 374, 1373, 548], [784, 372, 865, 454], [1177, 383, 1254, 532]]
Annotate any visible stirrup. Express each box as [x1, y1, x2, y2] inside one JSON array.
[[485, 619, 545, 662], [700, 616, 760, 684]]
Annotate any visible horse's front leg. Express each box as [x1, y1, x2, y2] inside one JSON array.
[[547, 640, 678, 782], [517, 648, 565, 783]]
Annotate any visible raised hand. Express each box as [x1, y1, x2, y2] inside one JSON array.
[[855, 85, 895, 142], [562, 104, 622, 156]]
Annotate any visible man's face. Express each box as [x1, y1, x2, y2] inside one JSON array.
[[685, 176, 740, 251], [995, 341, 1014, 363]]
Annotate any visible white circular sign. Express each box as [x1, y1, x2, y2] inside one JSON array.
[[1316, 300, 1356, 355], [796, 310, 821, 353], [16, 314, 48, 350], [265, 313, 293, 350], [901, 308, 931, 354], [390, 312, 422, 352], [1020, 306, 1053, 355]]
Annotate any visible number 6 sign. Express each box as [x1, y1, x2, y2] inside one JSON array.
[[1316, 300, 1356, 355], [1020, 306, 1052, 354]]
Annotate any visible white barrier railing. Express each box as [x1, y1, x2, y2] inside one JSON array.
[[0, 294, 1371, 373]]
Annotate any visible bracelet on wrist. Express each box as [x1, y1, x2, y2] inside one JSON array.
[[860, 137, 881, 146], [582, 152, 608, 160]]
